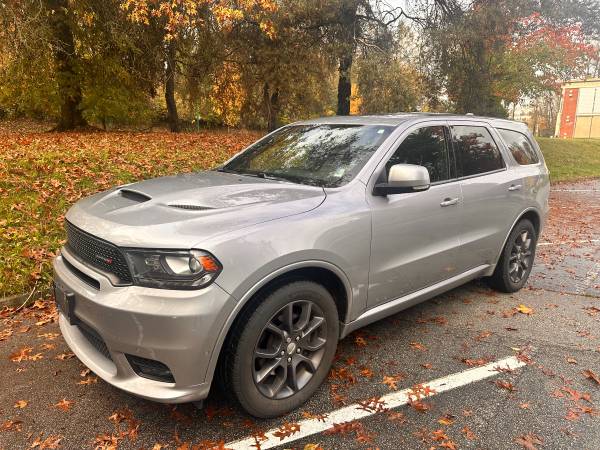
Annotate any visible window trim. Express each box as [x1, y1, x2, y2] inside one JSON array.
[[380, 124, 454, 185], [496, 127, 541, 167], [449, 123, 508, 180]]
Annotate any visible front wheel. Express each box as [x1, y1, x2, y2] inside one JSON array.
[[225, 281, 339, 418], [488, 219, 537, 293]]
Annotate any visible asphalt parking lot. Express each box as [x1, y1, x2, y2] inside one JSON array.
[[1, 180, 599, 450]]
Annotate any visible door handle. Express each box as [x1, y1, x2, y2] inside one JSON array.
[[440, 197, 459, 207], [508, 184, 522, 191]]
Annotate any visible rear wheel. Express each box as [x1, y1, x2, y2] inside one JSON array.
[[488, 219, 537, 293], [224, 281, 338, 418]]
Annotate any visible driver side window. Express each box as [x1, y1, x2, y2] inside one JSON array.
[[386, 126, 450, 183]]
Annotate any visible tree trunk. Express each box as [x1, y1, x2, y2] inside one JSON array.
[[263, 83, 279, 132], [45, 0, 86, 131], [337, 54, 353, 116], [336, 1, 358, 116], [165, 41, 180, 132]]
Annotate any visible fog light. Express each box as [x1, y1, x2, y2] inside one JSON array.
[[126, 354, 175, 383]]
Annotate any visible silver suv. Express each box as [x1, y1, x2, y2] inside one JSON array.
[[53, 114, 549, 417]]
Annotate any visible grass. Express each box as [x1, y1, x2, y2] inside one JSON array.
[[537, 138, 600, 183], [0, 128, 598, 300]]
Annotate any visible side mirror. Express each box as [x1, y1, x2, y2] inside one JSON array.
[[373, 164, 431, 196]]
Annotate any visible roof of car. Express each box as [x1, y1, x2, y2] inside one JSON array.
[[296, 113, 530, 131]]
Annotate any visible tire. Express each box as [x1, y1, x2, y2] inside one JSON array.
[[488, 219, 537, 293], [223, 280, 339, 418]]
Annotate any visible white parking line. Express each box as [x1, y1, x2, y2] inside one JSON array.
[[225, 356, 526, 449], [538, 239, 600, 246]]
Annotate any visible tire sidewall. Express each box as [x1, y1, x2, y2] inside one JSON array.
[[232, 281, 339, 418], [501, 219, 537, 291]]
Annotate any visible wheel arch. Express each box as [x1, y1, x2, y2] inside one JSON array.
[[491, 207, 542, 269], [205, 261, 352, 387]]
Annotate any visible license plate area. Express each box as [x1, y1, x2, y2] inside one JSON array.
[[53, 283, 79, 326]]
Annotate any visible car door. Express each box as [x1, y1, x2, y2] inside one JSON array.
[[367, 123, 464, 307], [449, 122, 525, 269]]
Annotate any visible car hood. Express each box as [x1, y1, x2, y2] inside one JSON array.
[[66, 171, 326, 248]]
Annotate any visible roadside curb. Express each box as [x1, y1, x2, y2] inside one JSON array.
[[0, 293, 29, 308]]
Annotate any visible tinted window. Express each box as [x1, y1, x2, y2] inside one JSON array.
[[451, 126, 505, 177], [498, 129, 539, 165], [223, 124, 393, 187], [386, 126, 449, 183]]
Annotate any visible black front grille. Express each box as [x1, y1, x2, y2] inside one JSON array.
[[78, 321, 113, 362], [65, 221, 132, 285]]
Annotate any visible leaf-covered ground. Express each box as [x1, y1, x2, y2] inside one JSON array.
[[0, 128, 261, 299]]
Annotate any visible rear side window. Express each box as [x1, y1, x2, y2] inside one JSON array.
[[497, 128, 539, 165], [451, 125, 505, 177], [386, 126, 449, 183]]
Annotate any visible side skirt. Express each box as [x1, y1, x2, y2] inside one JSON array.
[[339, 265, 490, 339]]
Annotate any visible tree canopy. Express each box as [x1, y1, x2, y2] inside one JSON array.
[[0, 0, 598, 130]]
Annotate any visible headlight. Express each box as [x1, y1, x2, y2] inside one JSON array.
[[124, 249, 222, 290]]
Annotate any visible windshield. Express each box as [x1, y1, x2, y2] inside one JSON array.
[[221, 124, 393, 187]]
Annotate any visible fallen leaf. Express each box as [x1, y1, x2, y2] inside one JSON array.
[[410, 342, 427, 352], [438, 414, 456, 425], [14, 400, 28, 409], [495, 380, 517, 392], [583, 369, 600, 385], [272, 422, 301, 440], [52, 399, 73, 411], [517, 304, 534, 315], [461, 426, 476, 440], [30, 434, 62, 449], [515, 433, 543, 450]]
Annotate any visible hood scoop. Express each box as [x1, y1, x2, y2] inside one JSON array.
[[119, 188, 152, 203], [168, 203, 215, 211]]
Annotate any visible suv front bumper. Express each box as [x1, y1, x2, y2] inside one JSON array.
[[53, 249, 233, 403]]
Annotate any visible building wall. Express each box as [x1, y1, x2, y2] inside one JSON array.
[[556, 79, 600, 139]]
